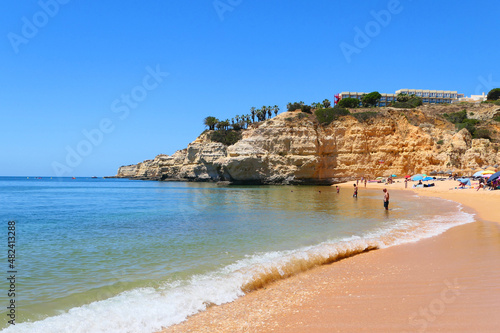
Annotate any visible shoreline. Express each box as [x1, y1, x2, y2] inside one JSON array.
[[348, 178, 500, 224], [160, 179, 500, 332]]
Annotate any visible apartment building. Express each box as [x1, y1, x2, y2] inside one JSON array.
[[395, 89, 459, 104], [338, 89, 463, 106]]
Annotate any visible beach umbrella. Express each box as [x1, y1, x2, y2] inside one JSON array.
[[482, 170, 495, 175], [437, 171, 445, 175], [422, 176, 434, 181], [391, 174, 397, 177], [473, 171, 485, 177], [405, 175, 411, 178], [430, 170, 438, 175], [411, 175, 424, 181], [482, 174, 492, 178], [446, 170, 452, 174], [487, 171, 500, 184], [457, 178, 471, 186]]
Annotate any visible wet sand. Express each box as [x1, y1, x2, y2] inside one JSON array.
[[160, 179, 500, 332]]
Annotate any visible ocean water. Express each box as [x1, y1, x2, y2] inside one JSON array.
[[0, 177, 475, 333]]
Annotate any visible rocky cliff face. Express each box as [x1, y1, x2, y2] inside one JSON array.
[[116, 104, 500, 184]]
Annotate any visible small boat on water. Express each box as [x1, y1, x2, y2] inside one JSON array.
[[91, 176, 98, 179]]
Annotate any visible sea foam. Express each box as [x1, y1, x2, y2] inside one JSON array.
[[3, 204, 475, 333]]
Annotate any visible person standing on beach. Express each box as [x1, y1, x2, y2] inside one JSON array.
[[383, 188, 389, 210], [356, 178, 359, 186], [336, 186, 340, 194], [353, 184, 358, 198], [364, 179, 367, 188], [404, 178, 408, 188]]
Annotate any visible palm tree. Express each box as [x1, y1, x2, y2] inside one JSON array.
[[250, 107, 256, 123], [262, 106, 267, 120], [267, 106, 272, 119], [323, 99, 331, 108], [204, 116, 218, 130], [274, 105, 279, 117], [257, 109, 264, 121]]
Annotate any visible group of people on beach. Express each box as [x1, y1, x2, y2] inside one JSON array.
[[476, 177, 499, 191], [350, 183, 389, 210]]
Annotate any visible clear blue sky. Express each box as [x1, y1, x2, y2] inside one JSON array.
[[1, 0, 499, 176]]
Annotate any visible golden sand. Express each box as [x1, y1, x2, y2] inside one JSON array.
[[159, 179, 500, 332]]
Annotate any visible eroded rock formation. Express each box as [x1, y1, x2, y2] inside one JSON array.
[[115, 104, 500, 184]]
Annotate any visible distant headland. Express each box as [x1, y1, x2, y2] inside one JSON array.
[[113, 89, 500, 185]]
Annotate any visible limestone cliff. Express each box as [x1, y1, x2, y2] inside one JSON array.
[[116, 104, 500, 184]]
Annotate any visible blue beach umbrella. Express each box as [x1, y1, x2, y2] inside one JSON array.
[[457, 178, 471, 186], [422, 176, 434, 181], [411, 175, 424, 181], [487, 171, 500, 184]]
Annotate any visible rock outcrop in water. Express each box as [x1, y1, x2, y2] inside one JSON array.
[[115, 104, 500, 184]]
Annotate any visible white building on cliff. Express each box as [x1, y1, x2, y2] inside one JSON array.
[[339, 88, 464, 106]]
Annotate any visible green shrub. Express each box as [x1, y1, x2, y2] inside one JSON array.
[[410, 97, 423, 107], [396, 93, 410, 102], [493, 111, 500, 122], [209, 130, 242, 146], [391, 101, 414, 108], [391, 97, 422, 108], [296, 113, 308, 119], [352, 111, 380, 122], [362, 91, 382, 107], [437, 139, 444, 145], [338, 97, 360, 108], [315, 107, 350, 125], [456, 122, 476, 134], [443, 109, 467, 124], [301, 104, 312, 114], [463, 118, 479, 126], [487, 88, 500, 101], [287, 102, 304, 111], [482, 100, 500, 105], [473, 128, 491, 139]]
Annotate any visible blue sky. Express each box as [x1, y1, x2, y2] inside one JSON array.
[[1, 0, 499, 176]]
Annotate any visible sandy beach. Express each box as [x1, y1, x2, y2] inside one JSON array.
[[160, 179, 500, 333]]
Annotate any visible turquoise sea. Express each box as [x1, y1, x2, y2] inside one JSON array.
[[0, 177, 474, 333]]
